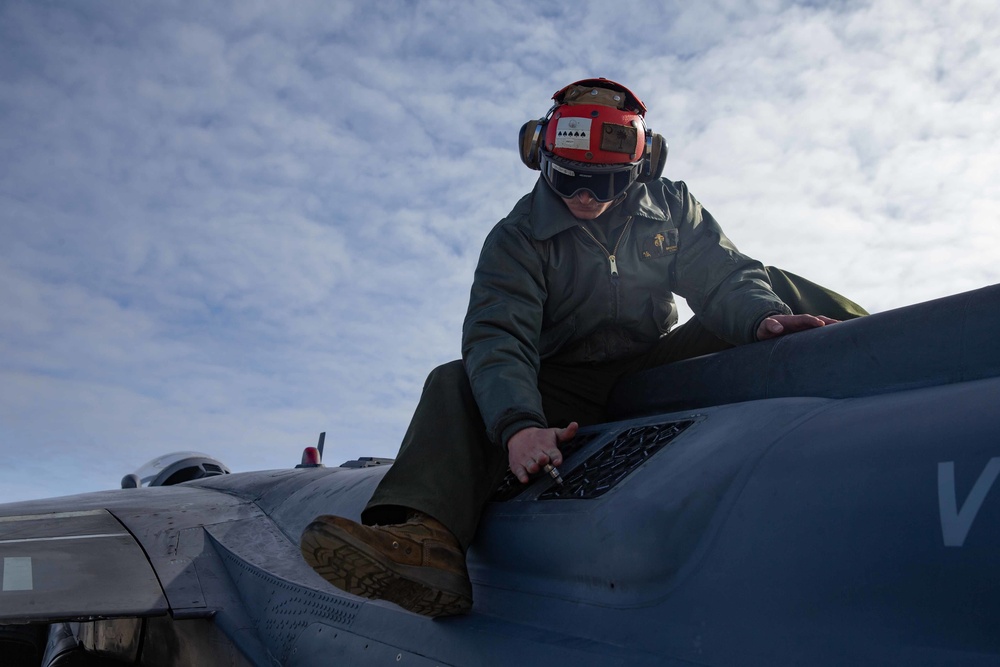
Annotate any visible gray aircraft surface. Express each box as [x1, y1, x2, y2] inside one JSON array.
[[1, 285, 998, 666]]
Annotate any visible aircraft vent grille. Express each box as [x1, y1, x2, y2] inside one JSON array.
[[491, 420, 695, 502], [539, 420, 695, 500]]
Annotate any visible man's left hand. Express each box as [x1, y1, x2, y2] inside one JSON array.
[[756, 314, 839, 341]]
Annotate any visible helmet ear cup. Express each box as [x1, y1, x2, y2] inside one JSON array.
[[519, 119, 545, 171], [637, 132, 667, 183]]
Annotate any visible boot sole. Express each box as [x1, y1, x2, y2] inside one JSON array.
[[301, 520, 472, 617]]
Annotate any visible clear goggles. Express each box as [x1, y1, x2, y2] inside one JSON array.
[[540, 155, 640, 202]]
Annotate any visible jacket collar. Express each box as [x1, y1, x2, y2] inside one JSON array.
[[527, 178, 669, 241], [624, 182, 671, 224]]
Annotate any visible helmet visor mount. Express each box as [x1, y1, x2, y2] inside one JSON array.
[[541, 154, 639, 203]]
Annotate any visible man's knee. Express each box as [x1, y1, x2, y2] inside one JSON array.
[[764, 266, 869, 319], [425, 359, 466, 388], [422, 360, 478, 405]]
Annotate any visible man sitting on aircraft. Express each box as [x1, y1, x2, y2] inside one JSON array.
[[300, 78, 866, 617]]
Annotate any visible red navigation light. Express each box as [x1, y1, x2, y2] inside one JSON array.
[[298, 446, 323, 468]]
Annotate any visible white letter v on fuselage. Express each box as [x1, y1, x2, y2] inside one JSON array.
[[938, 457, 1000, 547]]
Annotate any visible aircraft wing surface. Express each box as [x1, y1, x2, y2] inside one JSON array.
[[0, 509, 167, 623]]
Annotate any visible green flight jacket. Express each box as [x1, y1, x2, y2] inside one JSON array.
[[462, 177, 791, 447]]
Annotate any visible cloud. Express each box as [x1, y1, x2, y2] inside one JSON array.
[[2, 0, 999, 502]]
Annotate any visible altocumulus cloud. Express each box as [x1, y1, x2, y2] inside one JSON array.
[[1, 0, 998, 502]]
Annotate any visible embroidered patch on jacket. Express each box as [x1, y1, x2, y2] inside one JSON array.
[[641, 229, 678, 260]]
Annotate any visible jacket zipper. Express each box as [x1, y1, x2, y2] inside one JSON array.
[[577, 216, 632, 321], [577, 216, 633, 277]]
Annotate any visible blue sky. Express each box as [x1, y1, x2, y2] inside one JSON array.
[[2, 0, 998, 502]]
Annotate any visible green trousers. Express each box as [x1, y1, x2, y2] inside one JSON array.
[[363, 268, 867, 550]]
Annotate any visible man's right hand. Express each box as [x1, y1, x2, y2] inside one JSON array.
[[756, 313, 839, 340], [508, 422, 578, 484]]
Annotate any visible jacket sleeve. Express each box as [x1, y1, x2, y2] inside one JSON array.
[[462, 221, 549, 447], [667, 181, 791, 344]]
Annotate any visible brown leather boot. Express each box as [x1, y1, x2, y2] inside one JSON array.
[[300, 512, 472, 617]]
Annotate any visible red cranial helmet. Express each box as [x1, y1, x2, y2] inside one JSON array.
[[545, 79, 647, 164], [519, 78, 666, 202]]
